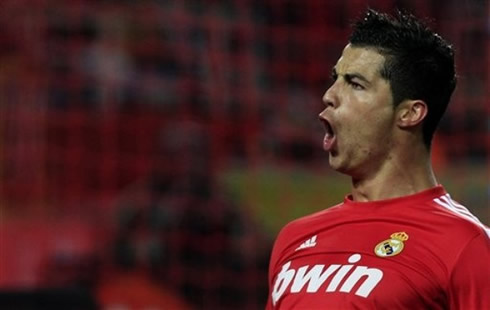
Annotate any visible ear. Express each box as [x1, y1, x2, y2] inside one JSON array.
[[396, 100, 428, 128]]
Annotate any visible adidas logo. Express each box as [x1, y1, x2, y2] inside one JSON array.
[[296, 235, 317, 251]]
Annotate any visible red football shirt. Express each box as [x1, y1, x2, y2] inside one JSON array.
[[266, 186, 490, 309]]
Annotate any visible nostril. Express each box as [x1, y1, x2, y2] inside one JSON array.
[[322, 93, 334, 107], [322, 98, 335, 109], [322, 87, 337, 108]]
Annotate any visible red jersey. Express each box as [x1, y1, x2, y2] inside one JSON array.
[[267, 186, 490, 309]]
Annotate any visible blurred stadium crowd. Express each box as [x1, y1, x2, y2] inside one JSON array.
[[0, 0, 488, 309]]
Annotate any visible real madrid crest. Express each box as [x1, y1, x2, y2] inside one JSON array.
[[374, 232, 409, 257]]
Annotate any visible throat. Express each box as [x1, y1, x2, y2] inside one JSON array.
[[350, 159, 437, 202]]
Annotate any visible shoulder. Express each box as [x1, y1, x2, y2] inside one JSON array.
[[269, 202, 344, 262], [430, 193, 490, 240], [279, 202, 345, 236], [447, 231, 490, 309], [434, 195, 490, 308], [424, 193, 490, 274]]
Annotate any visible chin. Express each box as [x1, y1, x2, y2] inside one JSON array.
[[328, 155, 344, 172], [328, 155, 356, 176]]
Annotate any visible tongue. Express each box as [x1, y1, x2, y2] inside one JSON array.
[[323, 132, 336, 152]]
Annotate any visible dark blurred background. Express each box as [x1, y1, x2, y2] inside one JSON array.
[[0, 0, 488, 309]]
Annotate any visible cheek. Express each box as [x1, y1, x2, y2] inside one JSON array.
[[361, 114, 394, 148], [344, 108, 393, 146]]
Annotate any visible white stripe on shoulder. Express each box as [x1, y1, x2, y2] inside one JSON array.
[[433, 194, 490, 238], [440, 195, 480, 222]]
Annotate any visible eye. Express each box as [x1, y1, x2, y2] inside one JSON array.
[[347, 80, 364, 90]]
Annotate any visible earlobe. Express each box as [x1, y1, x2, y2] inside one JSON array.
[[397, 100, 427, 128]]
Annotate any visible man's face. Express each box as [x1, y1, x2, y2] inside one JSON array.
[[319, 44, 396, 178]]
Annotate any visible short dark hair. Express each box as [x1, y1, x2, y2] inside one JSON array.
[[349, 9, 457, 148]]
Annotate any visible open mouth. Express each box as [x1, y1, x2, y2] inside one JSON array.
[[319, 118, 336, 152], [322, 119, 334, 137]]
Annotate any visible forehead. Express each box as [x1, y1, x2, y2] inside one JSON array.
[[334, 44, 385, 79]]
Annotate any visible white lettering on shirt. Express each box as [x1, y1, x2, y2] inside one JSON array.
[[271, 254, 383, 305]]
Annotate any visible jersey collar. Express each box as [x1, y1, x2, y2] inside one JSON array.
[[344, 185, 447, 208]]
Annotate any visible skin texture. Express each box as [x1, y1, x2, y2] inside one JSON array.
[[319, 44, 437, 202]]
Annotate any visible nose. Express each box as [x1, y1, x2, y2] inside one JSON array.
[[322, 84, 337, 109]]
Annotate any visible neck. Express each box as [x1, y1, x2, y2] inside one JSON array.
[[350, 144, 437, 202]]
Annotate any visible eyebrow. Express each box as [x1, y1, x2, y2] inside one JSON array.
[[332, 68, 371, 85]]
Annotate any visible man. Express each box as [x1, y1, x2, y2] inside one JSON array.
[[266, 9, 489, 309]]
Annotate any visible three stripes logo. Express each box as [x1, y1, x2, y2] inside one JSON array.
[[295, 235, 317, 251]]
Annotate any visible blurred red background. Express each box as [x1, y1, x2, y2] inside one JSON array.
[[0, 0, 488, 309]]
